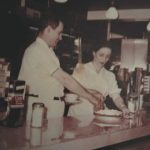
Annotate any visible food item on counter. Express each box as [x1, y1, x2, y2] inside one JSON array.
[[94, 109, 122, 117]]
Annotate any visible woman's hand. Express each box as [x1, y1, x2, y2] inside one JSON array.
[[122, 107, 130, 118]]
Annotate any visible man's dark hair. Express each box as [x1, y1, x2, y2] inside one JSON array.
[[38, 11, 63, 32]]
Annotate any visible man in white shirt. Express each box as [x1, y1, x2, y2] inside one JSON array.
[[18, 12, 103, 121]]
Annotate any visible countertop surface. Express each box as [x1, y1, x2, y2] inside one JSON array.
[[0, 110, 150, 150]]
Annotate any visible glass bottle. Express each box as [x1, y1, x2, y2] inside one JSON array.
[[128, 97, 135, 113], [31, 103, 44, 128]]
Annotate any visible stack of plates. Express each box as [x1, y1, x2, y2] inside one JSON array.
[[94, 109, 123, 124]]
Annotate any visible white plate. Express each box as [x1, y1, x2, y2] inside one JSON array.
[[93, 122, 121, 127], [94, 109, 122, 117]]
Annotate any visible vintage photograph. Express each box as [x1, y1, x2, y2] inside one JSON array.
[[0, 0, 150, 149]]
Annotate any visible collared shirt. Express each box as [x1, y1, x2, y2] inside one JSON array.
[[18, 37, 64, 100], [73, 62, 121, 98]]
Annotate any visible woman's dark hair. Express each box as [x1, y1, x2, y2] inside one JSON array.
[[38, 11, 63, 32], [84, 40, 112, 65], [92, 40, 112, 53], [92, 41, 112, 69]]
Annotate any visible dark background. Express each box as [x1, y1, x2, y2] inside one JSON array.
[[0, 0, 150, 79]]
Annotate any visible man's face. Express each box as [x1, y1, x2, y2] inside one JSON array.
[[47, 21, 64, 48]]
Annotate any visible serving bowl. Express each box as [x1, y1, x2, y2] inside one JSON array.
[[65, 93, 80, 104], [94, 109, 123, 124]]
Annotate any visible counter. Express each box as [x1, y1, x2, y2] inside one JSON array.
[[0, 110, 150, 150]]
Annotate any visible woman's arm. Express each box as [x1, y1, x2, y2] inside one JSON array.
[[110, 93, 129, 117]]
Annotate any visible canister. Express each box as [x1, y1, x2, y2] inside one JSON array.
[[31, 103, 44, 128]]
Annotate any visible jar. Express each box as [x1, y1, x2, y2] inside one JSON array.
[[128, 97, 136, 113], [31, 103, 44, 128]]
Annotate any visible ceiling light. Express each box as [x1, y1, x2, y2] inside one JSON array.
[[147, 21, 150, 31], [74, 38, 80, 46], [105, 6, 119, 20], [54, 0, 68, 3]]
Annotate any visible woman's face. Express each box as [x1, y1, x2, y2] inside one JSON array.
[[93, 47, 112, 67]]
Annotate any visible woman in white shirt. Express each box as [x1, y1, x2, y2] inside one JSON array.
[[68, 41, 129, 117]]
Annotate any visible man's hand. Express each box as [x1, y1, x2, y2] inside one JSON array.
[[53, 69, 104, 111], [88, 89, 104, 100], [88, 89, 104, 111]]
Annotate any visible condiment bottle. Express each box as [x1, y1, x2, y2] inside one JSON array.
[[30, 127, 42, 147], [31, 103, 44, 128]]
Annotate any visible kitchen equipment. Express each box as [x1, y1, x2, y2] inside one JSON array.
[[0, 98, 9, 121], [143, 76, 150, 94], [0, 80, 26, 127]]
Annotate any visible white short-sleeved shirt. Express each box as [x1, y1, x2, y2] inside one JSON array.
[[68, 62, 121, 117], [18, 37, 64, 120], [18, 37, 64, 99]]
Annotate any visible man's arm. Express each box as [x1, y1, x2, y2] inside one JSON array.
[[52, 68, 103, 110]]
